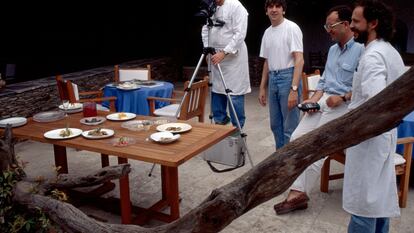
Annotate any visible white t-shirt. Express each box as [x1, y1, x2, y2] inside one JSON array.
[[260, 18, 303, 71]]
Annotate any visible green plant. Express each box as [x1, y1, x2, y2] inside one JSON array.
[[0, 170, 52, 233]]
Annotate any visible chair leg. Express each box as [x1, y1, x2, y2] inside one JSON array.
[[320, 157, 331, 193], [399, 168, 410, 208]]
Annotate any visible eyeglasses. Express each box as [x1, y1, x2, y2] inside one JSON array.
[[323, 21, 345, 31]]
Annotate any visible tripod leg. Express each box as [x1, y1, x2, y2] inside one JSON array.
[[148, 163, 156, 177], [215, 63, 254, 168]]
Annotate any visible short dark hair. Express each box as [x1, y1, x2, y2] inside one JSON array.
[[354, 0, 395, 41], [327, 5, 353, 23], [265, 0, 287, 12]]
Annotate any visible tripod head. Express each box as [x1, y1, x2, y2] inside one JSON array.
[[203, 47, 216, 56], [206, 18, 225, 28]]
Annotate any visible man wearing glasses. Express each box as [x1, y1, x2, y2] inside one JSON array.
[[274, 5, 364, 215]]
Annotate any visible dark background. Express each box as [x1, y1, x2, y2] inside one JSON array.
[[0, 0, 412, 84]]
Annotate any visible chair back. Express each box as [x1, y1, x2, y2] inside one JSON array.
[[56, 75, 79, 103], [302, 69, 321, 100], [114, 64, 151, 82], [179, 77, 209, 122]]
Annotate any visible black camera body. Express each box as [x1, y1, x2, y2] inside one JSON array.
[[195, 0, 217, 19], [297, 102, 320, 112]]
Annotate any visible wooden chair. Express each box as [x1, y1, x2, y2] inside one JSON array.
[[114, 64, 151, 83], [302, 69, 321, 100], [147, 77, 209, 122], [55, 75, 116, 111], [320, 137, 414, 208]]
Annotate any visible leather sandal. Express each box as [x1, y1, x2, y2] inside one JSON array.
[[273, 193, 309, 215]]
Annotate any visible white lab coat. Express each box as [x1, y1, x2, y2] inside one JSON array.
[[201, 0, 251, 95], [343, 39, 405, 217]]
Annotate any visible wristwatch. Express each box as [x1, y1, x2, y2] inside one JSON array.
[[291, 85, 298, 92]]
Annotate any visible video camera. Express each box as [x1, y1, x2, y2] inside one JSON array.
[[195, 0, 225, 27], [195, 0, 217, 19]]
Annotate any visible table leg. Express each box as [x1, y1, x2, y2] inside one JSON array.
[[161, 165, 180, 220], [101, 154, 110, 167], [118, 157, 131, 224], [53, 145, 68, 174]]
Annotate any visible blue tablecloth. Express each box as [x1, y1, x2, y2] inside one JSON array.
[[397, 111, 414, 158], [103, 81, 174, 115]]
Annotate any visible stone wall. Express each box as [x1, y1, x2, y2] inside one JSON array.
[[0, 57, 181, 119]]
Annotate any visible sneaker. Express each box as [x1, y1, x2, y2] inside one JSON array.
[[273, 193, 309, 215]]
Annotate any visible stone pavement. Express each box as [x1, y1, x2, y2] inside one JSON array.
[[15, 87, 414, 233]]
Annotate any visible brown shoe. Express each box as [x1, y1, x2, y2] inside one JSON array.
[[274, 193, 309, 215]]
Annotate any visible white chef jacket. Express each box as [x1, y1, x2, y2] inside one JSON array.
[[201, 0, 251, 95], [343, 39, 405, 217]]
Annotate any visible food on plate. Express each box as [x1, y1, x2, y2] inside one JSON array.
[[118, 112, 127, 119], [159, 137, 173, 142], [165, 126, 181, 132], [87, 128, 108, 136], [59, 128, 72, 137], [85, 118, 101, 123], [113, 136, 130, 147]]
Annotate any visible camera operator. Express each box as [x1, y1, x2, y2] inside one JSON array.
[[201, 0, 251, 128]]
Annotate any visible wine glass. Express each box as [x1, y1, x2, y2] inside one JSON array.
[[62, 100, 70, 117]]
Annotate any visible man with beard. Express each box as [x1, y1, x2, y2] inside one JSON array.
[[274, 5, 364, 215], [345, 1, 405, 232]]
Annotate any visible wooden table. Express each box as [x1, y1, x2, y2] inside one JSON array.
[[5, 112, 236, 224]]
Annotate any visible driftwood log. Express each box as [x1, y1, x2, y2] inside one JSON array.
[[2, 67, 414, 232]]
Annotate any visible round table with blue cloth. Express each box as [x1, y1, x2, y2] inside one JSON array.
[[103, 81, 174, 116], [397, 111, 414, 158]]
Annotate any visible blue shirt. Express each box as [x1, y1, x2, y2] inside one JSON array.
[[316, 38, 364, 95]]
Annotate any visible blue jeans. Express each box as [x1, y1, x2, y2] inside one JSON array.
[[268, 67, 301, 149], [211, 92, 245, 128], [348, 215, 390, 233]]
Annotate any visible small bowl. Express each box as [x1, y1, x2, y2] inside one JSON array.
[[109, 137, 136, 147], [150, 132, 180, 144]]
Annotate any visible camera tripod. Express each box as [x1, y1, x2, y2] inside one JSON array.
[[180, 47, 254, 171], [147, 16, 253, 176]]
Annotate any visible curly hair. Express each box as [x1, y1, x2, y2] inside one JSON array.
[[354, 0, 395, 41]]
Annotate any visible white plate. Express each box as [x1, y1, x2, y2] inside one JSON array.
[[150, 132, 180, 144], [0, 117, 27, 128], [82, 128, 114, 139], [80, 117, 106, 126], [121, 120, 153, 131], [58, 103, 83, 110], [106, 112, 136, 121], [156, 123, 192, 133], [116, 82, 141, 90], [44, 128, 83, 140], [117, 85, 141, 91], [33, 111, 65, 123]]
